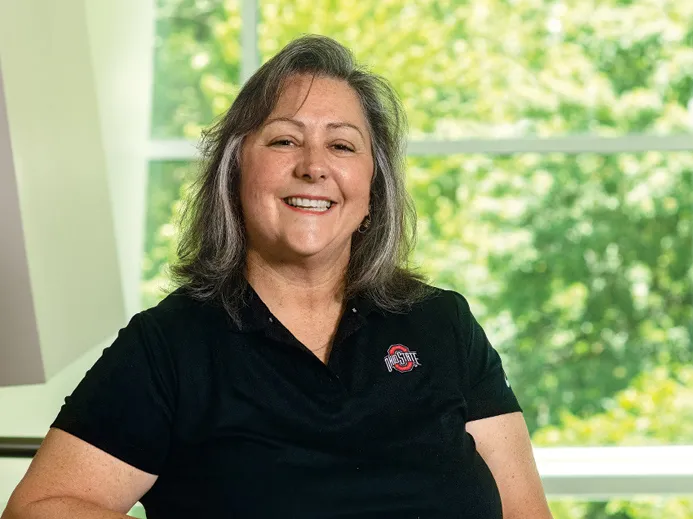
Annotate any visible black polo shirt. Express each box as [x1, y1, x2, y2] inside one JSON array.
[[52, 284, 522, 518]]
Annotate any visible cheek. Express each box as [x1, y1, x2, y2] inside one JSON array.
[[240, 169, 280, 212], [240, 187, 273, 225], [239, 147, 287, 199], [342, 161, 374, 202]]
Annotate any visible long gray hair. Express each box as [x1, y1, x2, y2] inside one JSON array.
[[170, 35, 430, 324]]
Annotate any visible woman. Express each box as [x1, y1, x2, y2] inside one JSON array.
[[3, 36, 553, 519]]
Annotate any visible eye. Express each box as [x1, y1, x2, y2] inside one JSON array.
[[270, 139, 296, 147], [332, 143, 355, 152]]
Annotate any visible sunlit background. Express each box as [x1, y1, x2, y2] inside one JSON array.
[[144, 1, 693, 517]]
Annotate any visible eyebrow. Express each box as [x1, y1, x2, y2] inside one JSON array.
[[263, 117, 367, 142]]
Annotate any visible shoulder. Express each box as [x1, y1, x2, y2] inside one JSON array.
[[142, 286, 227, 327], [376, 283, 476, 339], [143, 286, 219, 316], [406, 284, 474, 321], [136, 287, 232, 354]]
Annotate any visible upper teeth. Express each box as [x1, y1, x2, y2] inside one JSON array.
[[285, 197, 332, 210]]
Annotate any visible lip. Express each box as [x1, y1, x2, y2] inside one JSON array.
[[282, 194, 337, 215], [283, 194, 336, 202]]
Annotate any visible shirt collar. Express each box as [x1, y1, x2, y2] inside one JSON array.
[[232, 282, 383, 333], [235, 282, 272, 332]]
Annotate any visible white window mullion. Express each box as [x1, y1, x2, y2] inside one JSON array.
[[406, 134, 693, 155], [536, 446, 693, 498], [240, 0, 259, 84], [147, 134, 693, 161], [148, 139, 198, 161], [4, 445, 693, 499]]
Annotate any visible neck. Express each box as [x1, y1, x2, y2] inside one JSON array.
[[244, 248, 349, 314]]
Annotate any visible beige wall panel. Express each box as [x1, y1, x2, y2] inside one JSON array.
[[0, 0, 125, 385], [0, 63, 44, 385]]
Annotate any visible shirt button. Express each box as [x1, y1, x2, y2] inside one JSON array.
[[351, 308, 357, 313], [268, 317, 273, 323]]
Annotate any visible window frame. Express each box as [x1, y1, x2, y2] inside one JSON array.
[[147, 0, 693, 498]]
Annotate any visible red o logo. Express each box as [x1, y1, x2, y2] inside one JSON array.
[[387, 344, 415, 373]]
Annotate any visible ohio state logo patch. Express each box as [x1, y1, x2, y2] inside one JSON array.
[[384, 344, 421, 373]]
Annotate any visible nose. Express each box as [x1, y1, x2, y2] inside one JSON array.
[[295, 142, 329, 182]]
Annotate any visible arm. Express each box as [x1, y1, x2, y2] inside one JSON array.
[[1, 428, 157, 519], [466, 412, 553, 519]]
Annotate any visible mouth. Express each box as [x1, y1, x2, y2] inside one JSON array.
[[282, 196, 335, 213]]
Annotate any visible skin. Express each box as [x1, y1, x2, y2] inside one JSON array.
[[1, 428, 154, 518], [240, 74, 374, 362], [1, 74, 552, 519], [467, 413, 554, 518]]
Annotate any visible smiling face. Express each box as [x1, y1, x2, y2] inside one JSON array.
[[239, 74, 374, 266]]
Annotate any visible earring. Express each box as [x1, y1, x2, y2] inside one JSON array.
[[357, 214, 371, 234]]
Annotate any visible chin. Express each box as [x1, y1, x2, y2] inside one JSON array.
[[281, 237, 348, 261], [285, 244, 331, 259]]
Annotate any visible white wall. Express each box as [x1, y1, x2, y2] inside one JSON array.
[[0, 0, 154, 504], [0, 0, 125, 385], [85, 0, 155, 318]]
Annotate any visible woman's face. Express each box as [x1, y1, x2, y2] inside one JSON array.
[[240, 74, 374, 265]]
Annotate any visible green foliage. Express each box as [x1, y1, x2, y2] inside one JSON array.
[[141, 160, 197, 308], [407, 150, 692, 433], [145, 1, 693, 517], [127, 505, 147, 519], [539, 366, 693, 518], [534, 366, 693, 445], [152, 0, 242, 138], [549, 497, 693, 519]]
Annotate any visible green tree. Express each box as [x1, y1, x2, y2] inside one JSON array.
[[152, 0, 241, 138], [145, 1, 693, 517], [141, 161, 196, 308], [535, 366, 693, 519]]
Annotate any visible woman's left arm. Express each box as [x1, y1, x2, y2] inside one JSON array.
[[466, 411, 554, 519]]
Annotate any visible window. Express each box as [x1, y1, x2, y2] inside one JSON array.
[[153, 0, 693, 140], [405, 152, 692, 439], [146, 1, 693, 517], [152, 0, 242, 139], [548, 496, 693, 519], [142, 160, 196, 308]]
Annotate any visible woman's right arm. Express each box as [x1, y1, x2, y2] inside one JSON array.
[[2, 428, 158, 519]]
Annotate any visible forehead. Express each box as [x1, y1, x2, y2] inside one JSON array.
[[269, 74, 369, 130]]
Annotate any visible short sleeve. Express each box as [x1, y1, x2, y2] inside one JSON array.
[[51, 311, 177, 475], [452, 292, 522, 422]]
